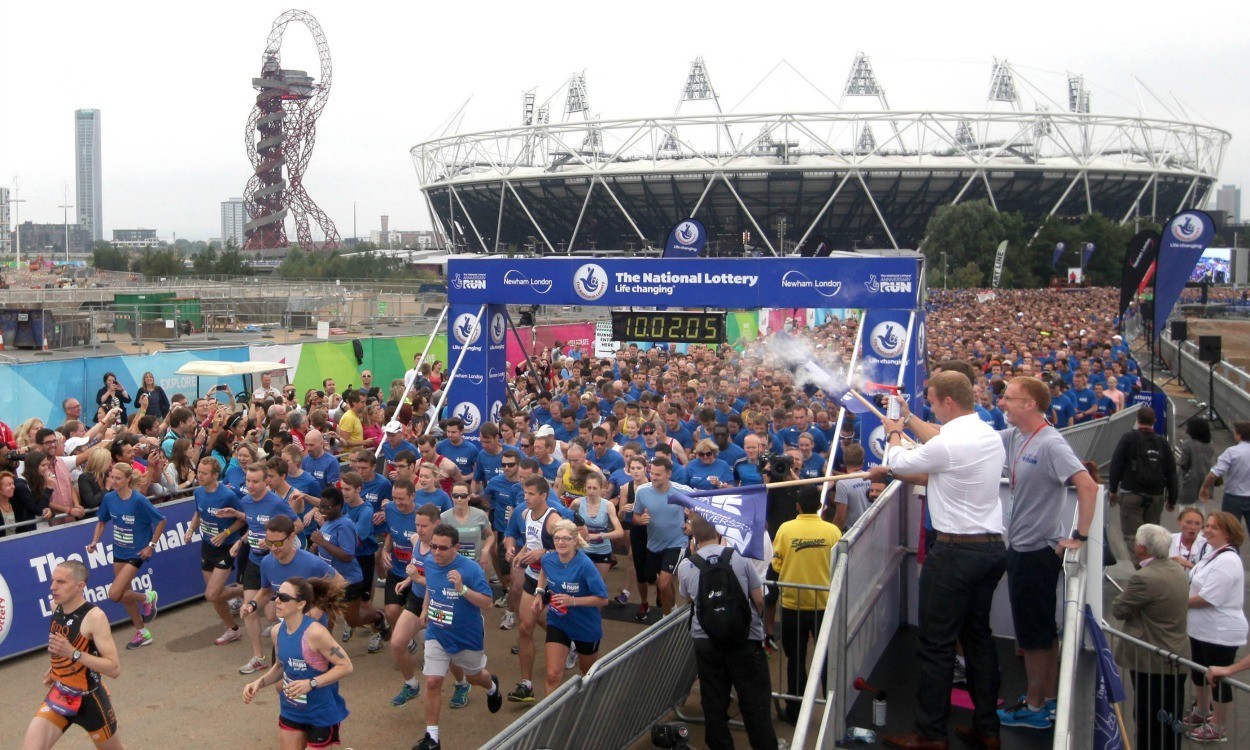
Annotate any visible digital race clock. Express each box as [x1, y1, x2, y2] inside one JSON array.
[[610, 310, 726, 345]]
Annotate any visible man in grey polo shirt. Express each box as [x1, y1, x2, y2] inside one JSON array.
[[1200, 420, 1250, 529], [995, 376, 1097, 731], [676, 514, 775, 750]]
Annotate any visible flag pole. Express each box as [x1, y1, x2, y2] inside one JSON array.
[[763, 471, 871, 490], [848, 390, 918, 446]]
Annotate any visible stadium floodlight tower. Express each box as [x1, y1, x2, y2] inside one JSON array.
[[243, 9, 340, 252]]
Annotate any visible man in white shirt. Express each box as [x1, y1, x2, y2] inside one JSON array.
[[1199, 420, 1250, 528], [867, 371, 1007, 750], [250, 371, 282, 404]]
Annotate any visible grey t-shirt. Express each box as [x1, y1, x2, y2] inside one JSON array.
[[834, 478, 873, 529], [441, 507, 491, 562], [676, 543, 765, 642], [1002, 425, 1085, 552]]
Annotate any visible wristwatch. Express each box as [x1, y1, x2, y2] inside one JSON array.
[[309, 678, 319, 689], [71, 649, 82, 663], [1071, 530, 1088, 542]]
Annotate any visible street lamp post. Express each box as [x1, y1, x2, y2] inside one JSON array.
[[58, 202, 73, 264], [941, 251, 948, 290], [6, 195, 25, 266]]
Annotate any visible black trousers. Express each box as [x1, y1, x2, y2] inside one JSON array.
[[693, 638, 777, 750], [1132, 671, 1185, 750], [914, 539, 1006, 740], [780, 607, 826, 721]]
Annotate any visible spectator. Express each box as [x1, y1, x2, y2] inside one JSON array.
[[1199, 420, 1250, 528], [1176, 417, 1214, 509], [1109, 407, 1177, 564]]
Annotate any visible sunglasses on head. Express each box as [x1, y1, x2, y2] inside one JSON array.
[[274, 592, 300, 603], [642, 429, 656, 435]]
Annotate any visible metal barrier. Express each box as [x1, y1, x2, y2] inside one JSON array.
[[1051, 546, 1089, 750], [480, 602, 698, 750], [1058, 404, 1142, 474], [793, 477, 909, 748], [1159, 330, 1250, 427], [1099, 623, 1250, 747]]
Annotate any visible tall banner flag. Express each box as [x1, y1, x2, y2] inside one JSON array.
[[663, 218, 707, 258], [1051, 242, 1066, 267], [1153, 210, 1215, 334], [1081, 242, 1096, 268], [1084, 606, 1128, 750], [668, 485, 769, 560], [1119, 230, 1160, 321], [991, 240, 1008, 288]]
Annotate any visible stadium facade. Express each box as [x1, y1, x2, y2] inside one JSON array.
[[411, 59, 1230, 255]]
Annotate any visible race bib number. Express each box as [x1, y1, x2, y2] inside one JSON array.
[[281, 675, 308, 707], [429, 600, 454, 629], [457, 543, 477, 560]]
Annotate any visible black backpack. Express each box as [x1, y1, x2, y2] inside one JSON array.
[[689, 548, 752, 649], [1130, 431, 1168, 492]]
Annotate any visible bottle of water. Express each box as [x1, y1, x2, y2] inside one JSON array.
[[846, 727, 878, 743]]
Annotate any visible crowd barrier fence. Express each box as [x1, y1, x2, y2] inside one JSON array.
[[1159, 330, 1250, 427], [1059, 403, 1143, 474]]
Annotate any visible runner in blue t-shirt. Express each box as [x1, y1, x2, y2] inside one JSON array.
[[184, 456, 247, 646], [301, 430, 341, 490], [436, 419, 479, 478], [312, 486, 390, 653], [415, 464, 454, 512], [88, 463, 165, 650], [472, 424, 506, 493], [411, 522, 502, 748], [532, 520, 609, 695]]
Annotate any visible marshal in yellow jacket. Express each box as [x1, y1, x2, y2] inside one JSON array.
[[771, 513, 841, 610]]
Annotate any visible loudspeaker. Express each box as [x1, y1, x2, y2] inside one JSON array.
[[1198, 335, 1222, 363], [1171, 320, 1188, 341]]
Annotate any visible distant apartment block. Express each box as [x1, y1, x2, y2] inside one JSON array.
[[75, 109, 103, 242]]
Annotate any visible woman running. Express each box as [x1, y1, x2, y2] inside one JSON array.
[[531, 518, 609, 695], [243, 576, 353, 749], [87, 463, 164, 650], [570, 473, 624, 584]]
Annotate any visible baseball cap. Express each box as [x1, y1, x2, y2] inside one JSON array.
[[383, 420, 404, 435], [64, 436, 91, 455], [535, 425, 555, 438]]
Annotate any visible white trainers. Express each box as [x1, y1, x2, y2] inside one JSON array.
[[500, 611, 517, 630], [493, 593, 509, 608], [214, 627, 243, 646], [565, 650, 578, 670], [239, 655, 268, 675]]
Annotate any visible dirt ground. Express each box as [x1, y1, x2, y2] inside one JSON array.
[[1179, 318, 1250, 370]]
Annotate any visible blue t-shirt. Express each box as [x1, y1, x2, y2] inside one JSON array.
[[408, 545, 431, 602], [484, 474, 521, 532], [1070, 388, 1096, 422], [537, 457, 563, 482], [473, 449, 505, 486], [1050, 393, 1075, 428], [261, 548, 336, 591], [360, 473, 393, 533], [666, 426, 694, 451], [686, 459, 734, 490], [717, 442, 746, 467], [552, 424, 578, 443], [799, 454, 826, 479], [505, 494, 575, 543], [380, 439, 418, 464], [587, 448, 625, 475], [384, 503, 418, 578], [344, 501, 378, 556], [436, 439, 479, 477], [633, 482, 693, 553], [541, 550, 608, 642], [223, 462, 246, 493], [316, 515, 362, 584], [778, 426, 829, 454], [1093, 395, 1116, 419], [242, 491, 298, 564], [194, 483, 243, 547], [423, 554, 492, 653], [529, 405, 557, 429], [733, 457, 764, 487], [302, 452, 341, 490], [97, 491, 165, 561], [287, 471, 323, 502], [413, 487, 452, 514]]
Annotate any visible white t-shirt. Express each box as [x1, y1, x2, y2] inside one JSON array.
[[1187, 546, 1248, 646], [1169, 532, 1211, 567]]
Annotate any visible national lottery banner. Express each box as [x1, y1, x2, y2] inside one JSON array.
[[854, 308, 920, 467], [447, 256, 920, 310], [0, 498, 206, 662]]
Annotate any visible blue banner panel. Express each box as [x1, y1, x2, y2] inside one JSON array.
[[0, 498, 207, 662], [444, 305, 507, 439], [855, 309, 918, 467], [448, 256, 920, 310], [1153, 210, 1215, 334]]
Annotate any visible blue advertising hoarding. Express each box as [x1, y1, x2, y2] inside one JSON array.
[[0, 498, 208, 662]]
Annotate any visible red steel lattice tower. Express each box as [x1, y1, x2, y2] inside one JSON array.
[[243, 9, 340, 251]]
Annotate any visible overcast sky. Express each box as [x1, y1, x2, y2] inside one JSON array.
[[2, 1, 1246, 241]]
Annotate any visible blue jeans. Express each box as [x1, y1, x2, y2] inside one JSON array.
[[914, 539, 1007, 740]]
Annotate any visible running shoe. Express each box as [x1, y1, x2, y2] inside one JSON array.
[[368, 631, 384, 654], [140, 590, 159, 624], [507, 682, 535, 703], [341, 623, 355, 643], [450, 682, 470, 709], [511, 645, 520, 655], [1186, 723, 1226, 743], [500, 610, 517, 630], [126, 629, 153, 649], [376, 577, 388, 587], [375, 615, 392, 641], [227, 597, 243, 615], [614, 589, 630, 606], [1182, 708, 1213, 727], [487, 674, 503, 713], [634, 602, 650, 622], [764, 634, 778, 654], [998, 700, 1053, 730], [239, 655, 268, 675], [412, 732, 441, 750], [493, 593, 509, 608], [489, 575, 501, 587], [952, 659, 968, 686], [1046, 698, 1058, 722], [391, 683, 421, 707], [565, 650, 578, 670], [407, 638, 418, 654], [214, 627, 243, 646]]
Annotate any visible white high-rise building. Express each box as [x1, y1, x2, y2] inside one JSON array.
[[0, 187, 10, 255], [220, 197, 247, 247], [1216, 184, 1241, 223], [75, 109, 103, 242]]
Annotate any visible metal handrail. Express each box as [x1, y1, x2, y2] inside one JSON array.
[[1051, 543, 1088, 750], [1099, 622, 1250, 695]]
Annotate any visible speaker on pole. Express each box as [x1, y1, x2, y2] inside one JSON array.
[[1170, 320, 1188, 341], [1198, 335, 1222, 364]]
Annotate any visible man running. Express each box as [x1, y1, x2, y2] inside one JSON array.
[[183, 457, 247, 646], [23, 560, 129, 750], [311, 486, 389, 653], [505, 476, 563, 702], [388, 502, 440, 709], [411, 523, 503, 750]]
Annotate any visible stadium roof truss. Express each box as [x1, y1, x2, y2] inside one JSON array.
[[411, 111, 1229, 254]]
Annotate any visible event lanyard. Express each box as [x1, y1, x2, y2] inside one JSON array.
[[1010, 424, 1047, 491]]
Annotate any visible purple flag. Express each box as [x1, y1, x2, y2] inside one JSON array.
[[1153, 211, 1215, 334], [668, 485, 769, 560], [1084, 605, 1127, 750]]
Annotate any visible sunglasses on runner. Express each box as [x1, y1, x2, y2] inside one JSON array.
[[429, 543, 454, 552], [266, 535, 291, 548], [452, 493, 470, 499], [274, 592, 300, 603]]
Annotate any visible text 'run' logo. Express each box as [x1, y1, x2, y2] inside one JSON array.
[[573, 264, 609, 301]]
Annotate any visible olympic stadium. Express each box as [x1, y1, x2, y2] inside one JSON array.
[[410, 57, 1230, 255]]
